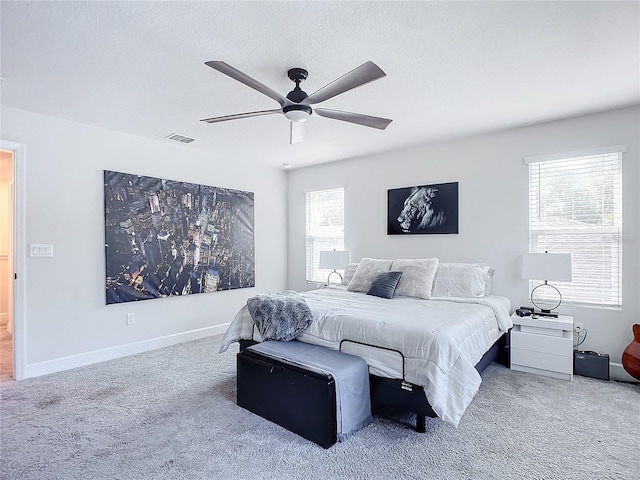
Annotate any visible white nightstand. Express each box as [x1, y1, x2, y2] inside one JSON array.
[[510, 313, 574, 381]]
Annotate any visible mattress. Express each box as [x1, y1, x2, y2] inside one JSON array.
[[220, 286, 512, 426]]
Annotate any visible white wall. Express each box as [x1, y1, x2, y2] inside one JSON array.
[[1, 106, 287, 377], [287, 106, 640, 377]]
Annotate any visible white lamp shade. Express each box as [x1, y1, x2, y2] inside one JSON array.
[[319, 250, 350, 270], [521, 253, 572, 282]]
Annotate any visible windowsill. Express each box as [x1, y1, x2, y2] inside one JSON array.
[[554, 301, 622, 311]]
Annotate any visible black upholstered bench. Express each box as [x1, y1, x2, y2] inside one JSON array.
[[236, 340, 371, 448]]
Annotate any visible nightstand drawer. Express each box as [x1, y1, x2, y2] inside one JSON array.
[[511, 348, 573, 375], [511, 330, 572, 356]]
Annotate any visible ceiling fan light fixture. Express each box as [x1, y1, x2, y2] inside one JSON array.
[[202, 61, 392, 142], [283, 104, 312, 122]]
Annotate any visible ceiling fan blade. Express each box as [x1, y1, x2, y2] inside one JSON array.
[[200, 109, 281, 124], [314, 108, 392, 130], [290, 122, 305, 144], [205, 61, 288, 107], [303, 61, 386, 105]]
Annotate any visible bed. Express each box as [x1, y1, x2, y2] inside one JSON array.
[[220, 260, 513, 429]]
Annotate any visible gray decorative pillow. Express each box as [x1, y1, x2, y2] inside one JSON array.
[[390, 258, 439, 300], [347, 258, 393, 293], [367, 271, 403, 299]]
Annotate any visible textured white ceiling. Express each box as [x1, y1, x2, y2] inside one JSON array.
[[1, 1, 638, 169]]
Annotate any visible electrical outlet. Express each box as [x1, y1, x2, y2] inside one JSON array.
[[574, 323, 584, 335], [126, 313, 135, 325]]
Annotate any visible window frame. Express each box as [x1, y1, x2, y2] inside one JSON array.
[[305, 187, 345, 284], [525, 146, 625, 310]]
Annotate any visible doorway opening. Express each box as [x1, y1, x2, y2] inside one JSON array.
[[1, 149, 13, 382]]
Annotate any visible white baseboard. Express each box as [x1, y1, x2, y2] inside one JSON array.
[[24, 323, 230, 379], [610, 362, 638, 382]]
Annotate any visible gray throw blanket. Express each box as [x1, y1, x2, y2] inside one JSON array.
[[246, 291, 313, 342]]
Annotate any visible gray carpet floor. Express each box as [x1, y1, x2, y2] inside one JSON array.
[[1, 334, 638, 480]]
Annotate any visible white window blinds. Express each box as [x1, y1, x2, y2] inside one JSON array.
[[527, 149, 623, 309], [305, 188, 345, 283]]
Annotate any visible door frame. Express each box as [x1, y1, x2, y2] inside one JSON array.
[[1, 140, 26, 380]]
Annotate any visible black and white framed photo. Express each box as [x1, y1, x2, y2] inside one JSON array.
[[387, 182, 459, 235], [104, 170, 255, 304]]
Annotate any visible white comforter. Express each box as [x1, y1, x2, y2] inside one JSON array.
[[220, 286, 512, 427]]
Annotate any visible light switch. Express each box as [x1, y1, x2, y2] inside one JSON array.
[[30, 244, 54, 257]]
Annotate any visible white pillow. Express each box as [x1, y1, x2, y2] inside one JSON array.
[[432, 263, 494, 298], [390, 258, 439, 299], [341, 263, 359, 286], [347, 258, 393, 293]]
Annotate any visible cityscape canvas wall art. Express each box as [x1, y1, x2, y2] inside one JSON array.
[[387, 182, 459, 235], [104, 170, 255, 304]]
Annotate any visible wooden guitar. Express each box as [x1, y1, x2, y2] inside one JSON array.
[[622, 324, 640, 381]]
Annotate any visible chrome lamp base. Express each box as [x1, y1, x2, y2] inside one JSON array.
[[326, 270, 343, 285]]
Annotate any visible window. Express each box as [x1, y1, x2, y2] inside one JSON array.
[[305, 188, 344, 283], [527, 147, 623, 309]]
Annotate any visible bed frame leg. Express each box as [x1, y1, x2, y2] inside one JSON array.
[[415, 413, 426, 433]]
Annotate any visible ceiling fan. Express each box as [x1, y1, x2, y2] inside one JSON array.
[[201, 61, 392, 144]]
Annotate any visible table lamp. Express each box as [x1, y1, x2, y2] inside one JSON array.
[[521, 252, 572, 318], [319, 250, 350, 285]]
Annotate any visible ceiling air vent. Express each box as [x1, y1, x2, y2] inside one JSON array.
[[165, 133, 197, 144]]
